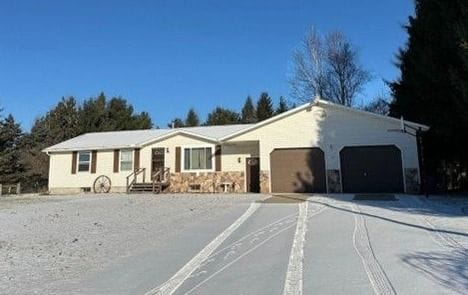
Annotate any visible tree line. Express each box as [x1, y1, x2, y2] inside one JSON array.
[[168, 93, 291, 127]]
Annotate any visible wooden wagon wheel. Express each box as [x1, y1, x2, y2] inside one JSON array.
[[93, 175, 112, 193]]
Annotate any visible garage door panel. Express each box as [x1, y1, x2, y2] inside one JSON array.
[[340, 145, 404, 193], [270, 148, 326, 193]]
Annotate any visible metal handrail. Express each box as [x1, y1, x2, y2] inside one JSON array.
[[126, 168, 146, 193]]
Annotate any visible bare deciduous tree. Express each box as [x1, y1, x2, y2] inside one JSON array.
[[362, 95, 390, 115], [290, 29, 371, 106]]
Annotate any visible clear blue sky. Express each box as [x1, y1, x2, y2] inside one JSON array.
[[0, 0, 414, 130]]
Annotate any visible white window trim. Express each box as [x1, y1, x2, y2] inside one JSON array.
[[181, 144, 215, 173], [77, 151, 91, 173], [120, 149, 134, 172]]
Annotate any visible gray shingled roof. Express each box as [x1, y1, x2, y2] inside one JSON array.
[[43, 124, 254, 152]]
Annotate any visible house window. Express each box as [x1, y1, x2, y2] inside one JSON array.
[[184, 147, 213, 170], [78, 151, 91, 172], [120, 150, 133, 171]]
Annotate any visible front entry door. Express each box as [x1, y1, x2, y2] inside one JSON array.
[[151, 148, 165, 179], [246, 157, 260, 193]]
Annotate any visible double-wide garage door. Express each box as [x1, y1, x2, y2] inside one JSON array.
[[270, 145, 404, 193], [270, 148, 326, 193]]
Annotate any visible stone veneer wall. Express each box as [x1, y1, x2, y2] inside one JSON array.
[[404, 168, 420, 194], [326, 169, 342, 193], [167, 172, 245, 193], [260, 171, 270, 194]]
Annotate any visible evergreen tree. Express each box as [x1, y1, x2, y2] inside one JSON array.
[[167, 118, 185, 128], [241, 96, 257, 123], [185, 108, 200, 127], [133, 111, 152, 129], [79, 92, 107, 133], [275, 96, 289, 115], [0, 114, 24, 184], [79, 93, 153, 132], [389, 0, 468, 190], [205, 107, 240, 126], [256, 92, 274, 121]]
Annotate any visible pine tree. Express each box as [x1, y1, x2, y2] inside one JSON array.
[[389, 0, 468, 190], [0, 114, 24, 184], [241, 96, 257, 123], [276, 96, 289, 115], [185, 108, 200, 127], [205, 107, 240, 126], [79, 92, 107, 133], [256, 92, 274, 121], [167, 118, 185, 128], [79, 93, 152, 132]]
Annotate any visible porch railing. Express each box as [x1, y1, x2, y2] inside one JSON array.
[[126, 168, 146, 193], [152, 167, 170, 193]]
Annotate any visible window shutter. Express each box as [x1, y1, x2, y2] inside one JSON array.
[[113, 150, 119, 173], [71, 151, 77, 174], [175, 147, 181, 172], [134, 148, 140, 170], [91, 150, 97, 174], [215, 145, 222, 171]]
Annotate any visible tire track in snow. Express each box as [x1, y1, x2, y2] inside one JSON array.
[[282, 200, 327, 295], [403, 197, 464, 250], [144, 202, 260, 295], [283, 201, 309, 295], [351, 204, 396, 295]]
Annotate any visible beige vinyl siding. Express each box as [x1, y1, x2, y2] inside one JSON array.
[[140, 134, 216, 180], [48, 150, 129, 193], [221, 142, 259, 172], [226, 105, 419, 172]]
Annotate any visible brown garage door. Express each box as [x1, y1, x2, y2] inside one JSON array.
[[270, 148, 326, 193], [340, 145, 404, 193]]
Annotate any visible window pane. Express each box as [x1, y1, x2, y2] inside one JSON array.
[[120, 150, 133, 171], [121, 162, 132, 171], [78, 163, 90, 172], [184, 147, 213, 170], [191, 148, 203, 169], [121, 150, 132, 161], [184, 148, 191, 170], [79, 152, 90, 162], [206, 148, 212, 169], [78, 152, 90, 172]]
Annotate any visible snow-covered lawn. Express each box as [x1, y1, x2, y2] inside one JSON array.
[[0, 193, 261, 294]]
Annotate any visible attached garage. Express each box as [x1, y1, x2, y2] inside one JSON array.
[[340, 145, 404, 193], [270, 148, 326, 193]]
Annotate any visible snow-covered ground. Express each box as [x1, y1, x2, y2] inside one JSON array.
[[1, 193, 467, 294], [0, 193, 262, 294]]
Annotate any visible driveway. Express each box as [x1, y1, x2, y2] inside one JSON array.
[[1, 194, 468, 294]]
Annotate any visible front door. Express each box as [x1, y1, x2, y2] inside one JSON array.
[[246, 157, 260, 193], [151, 148, 165, 179]]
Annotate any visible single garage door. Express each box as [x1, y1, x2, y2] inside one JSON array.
[[340, 145, 404, 193], [270, 148, 326, 193]]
